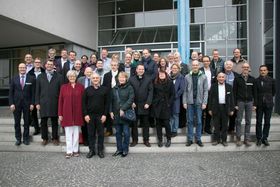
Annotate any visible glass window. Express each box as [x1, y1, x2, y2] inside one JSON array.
[[139, 29, 156, 43], [206, 7, 225, 22], [155, 27, 172, 42], [11, 48, 29, 58], [98, 30, 114, 46], [99, 2, 115, 16], [99, 0, 114, 2], [99, 16, 115, 30], [190, 0, 202, 7], [227, 22, 247, 39], [190, 25, 201, 41], [226, 0, 247, 5], [117, 15, 135, 28], [144, 0, 173, 11], [190, 8, 205, 23], [111, 30, 127, 45], [204, 0, 225, 7], [171, 27, 178, 42], [31, 48, 47, 60], [227, 40, 247, 56], [205, 23, 227, 40], [0, 50, 10, 59], [117, 0, 143, 14], [227, 5, 247, 21], [123, 29, 141, 44], [206, 40, 226, 56]]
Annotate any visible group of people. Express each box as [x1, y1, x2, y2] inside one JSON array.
[[9, 47, 276, 159]]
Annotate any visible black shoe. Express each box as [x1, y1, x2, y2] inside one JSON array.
[[256, 139, 262, 146], [83, 142, 89, 146], [262, 140, 270, 146], [244, 140, 252, 147], [144, 141, 151, 147], [121, 152, 128, 157], [158, 141, 163, 147], [171, 132, 177, 137], [130, 141, 138, 147], [15, 140, 21, 146], [98, 152, 105, 158], [186, 141, 193, 147], [86, 150, 96, 158], [197, 141, 204, 147], [112, 151, 123, 156], [165, 140, 171, 147], [23, 140, 30, 145], [33, 128, 40, 135], [204, 129, 212, 135], [212, 141, 219, 146], [222, 141, 228, 147]]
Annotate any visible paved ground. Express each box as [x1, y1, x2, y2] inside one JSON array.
[[0, 151, 279, 187]]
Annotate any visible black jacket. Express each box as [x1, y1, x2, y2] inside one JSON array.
[[129, 74, 153, 115], [233, 74, 257, 106], [151, 80, 175, 119], [208, 83, 235, 115], [141, 56, 158, 80], [255, 76, 276, 108], [102, 71, 120, 89], [200, 67, 216, 85]]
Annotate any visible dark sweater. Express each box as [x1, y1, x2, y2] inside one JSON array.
[[192, 72, 199, 100], [82, 85, 110, 116]]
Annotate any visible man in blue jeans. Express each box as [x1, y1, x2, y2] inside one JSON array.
[[233, 63, 257, 146], [183, 60, 208, 147]]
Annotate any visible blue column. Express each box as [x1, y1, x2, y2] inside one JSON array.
[[177, 0, 190, 64]]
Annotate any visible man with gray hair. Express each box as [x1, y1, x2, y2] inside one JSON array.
[[183, 60, 208, 147]]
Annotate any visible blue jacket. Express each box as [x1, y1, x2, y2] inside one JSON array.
[[170, 73, 185, 114]]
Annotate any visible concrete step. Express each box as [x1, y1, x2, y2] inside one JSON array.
[[0, 141, 279, 153], [1, 131, 280, 144]]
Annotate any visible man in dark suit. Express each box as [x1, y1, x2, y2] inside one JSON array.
[[35, 60, 63, 146], [9, 63, 35, 145], [62, 50, 76, 83], [54, 49, 69, 74], [77, 67, 93, 146], [27, 57, 45, 135], [208, 72, 234, 146], [255, 65, 276, 146]]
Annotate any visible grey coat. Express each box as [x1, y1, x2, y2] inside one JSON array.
[[35, 72, 63, 117], [183, 71, 208, 105]]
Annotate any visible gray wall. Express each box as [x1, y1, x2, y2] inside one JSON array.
[[248, 0, 263, 77], [0, 0, 98, 50]]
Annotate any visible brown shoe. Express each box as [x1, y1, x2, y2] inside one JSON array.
[[52, 139, 60, 146], [244, 140, 252, 147], [41, 140, 48, 146], [144, 141, 151, 147], [236, 137, 242, 146], [104, 131, 112, 137]]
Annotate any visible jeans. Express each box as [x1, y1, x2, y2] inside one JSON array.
[[236, 101, 253, 140], [256, 105, 273, 141], [170, 113, 179, 133], [115, 122, 130, 153], [187, 104, 202, 142]]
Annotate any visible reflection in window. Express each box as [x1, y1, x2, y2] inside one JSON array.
[[139, 29, 156, 43], [227, 40, 247, 56], [123, 30, 141, 44], [99, 17, 115, 30], [206, 23, 227, 40], [171, 27, 178, 42], [226, 0, 247, 5], [111, 30, 128, 45], [190, 25, 201, 41], [117, 0, 143, 14], [190, 0, 203, 7], [190, 9, 205, 23], [206, 7, 225, 22], [227, 22, 247, 39], [206, 40, 226, 56], [227, 5, 247, 21], [117, 15, 135, 28], [144, 0, 173, 11], [99, 2, 115, 16], [99, 31, 114, 46], [155, 27, 172, 42]]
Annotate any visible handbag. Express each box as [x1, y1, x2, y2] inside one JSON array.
[[115, 88, 136, 122]]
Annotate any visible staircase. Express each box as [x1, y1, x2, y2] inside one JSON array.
[[0, 110, 280, 153]]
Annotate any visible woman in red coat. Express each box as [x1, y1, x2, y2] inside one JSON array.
[[58, 70, 84, 158]]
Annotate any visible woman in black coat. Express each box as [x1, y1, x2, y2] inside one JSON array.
[[110, 72, 134, 157], [152, 71, 175, 147]]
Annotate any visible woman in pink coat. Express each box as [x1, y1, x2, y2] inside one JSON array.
[[58, 70, 84, 158]]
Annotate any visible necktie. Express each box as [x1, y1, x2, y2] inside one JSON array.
[[87, 78, 90, 88], [47, 73, 52, 82], [20, 76, 24, 90]]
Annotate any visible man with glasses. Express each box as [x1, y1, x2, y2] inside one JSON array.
[[231, 48, 248, 74], [233, 63, 257, 146]]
